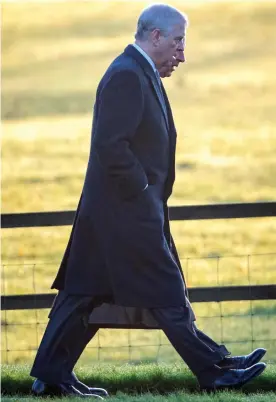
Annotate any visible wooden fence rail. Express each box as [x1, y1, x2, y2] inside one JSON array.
[[1, 285, 276, 311], [2, 201, 276, 318], [2, 201, 276, 228]]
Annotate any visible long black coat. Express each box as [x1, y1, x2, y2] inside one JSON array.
[[52, 45, 188, 308]]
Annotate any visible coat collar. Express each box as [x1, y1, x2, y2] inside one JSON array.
[[124, 45, 169, 130], [132, 43, 156, 73]]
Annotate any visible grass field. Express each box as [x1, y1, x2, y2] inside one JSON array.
[[3, 395, 276, 402], [2, 363, 276, 400], [1, 0, 276, 364]]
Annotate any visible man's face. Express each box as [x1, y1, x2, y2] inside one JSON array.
[[154, 22, 185, 70], [159, 48, 185, 78]]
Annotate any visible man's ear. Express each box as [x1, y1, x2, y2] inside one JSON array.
[[151, 29, 162, 47]]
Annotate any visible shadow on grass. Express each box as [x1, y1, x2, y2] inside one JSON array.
[[2, 91, 95, 120], [251, 305, 276, 316]]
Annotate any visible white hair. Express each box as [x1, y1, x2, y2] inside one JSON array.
[[135, 4, 188, 41]]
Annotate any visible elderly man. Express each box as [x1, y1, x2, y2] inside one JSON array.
[[30, 4, 266, 398]]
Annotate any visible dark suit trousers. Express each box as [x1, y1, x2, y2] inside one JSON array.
[[30, 292, 229, 385], [150, 305, 229, 382], [30, 291, 98, 384]]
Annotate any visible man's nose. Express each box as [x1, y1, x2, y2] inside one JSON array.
[[177, 50, 185, 63]]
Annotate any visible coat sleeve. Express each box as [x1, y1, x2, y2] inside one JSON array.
[[92, 70, 148, 200]]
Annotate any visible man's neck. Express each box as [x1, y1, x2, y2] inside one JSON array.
[[134, 41, 157, 68]]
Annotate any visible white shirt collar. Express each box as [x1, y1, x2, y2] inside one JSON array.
[[132, 43, 158, 75]]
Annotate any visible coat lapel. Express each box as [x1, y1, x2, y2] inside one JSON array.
[[160, 80, 177, 196], [145, 71, 170, 130], [161, 80, 177, 150], [124, 45, 169, 131]]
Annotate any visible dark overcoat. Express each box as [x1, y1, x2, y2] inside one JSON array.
[[52, 45, 189, 308]]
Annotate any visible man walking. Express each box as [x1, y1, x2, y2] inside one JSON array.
[[30, 4, 266, 397]]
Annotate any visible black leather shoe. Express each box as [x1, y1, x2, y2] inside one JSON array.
[[201, 362, 266, 392], [32, 379, 104, 398], [74, 380, 109, 397], [218, 348, 266, 369]]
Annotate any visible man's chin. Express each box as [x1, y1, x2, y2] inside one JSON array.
[[160, 71, 172, 78]]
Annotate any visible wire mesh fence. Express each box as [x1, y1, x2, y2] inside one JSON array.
[[1, 253, 276, 365]]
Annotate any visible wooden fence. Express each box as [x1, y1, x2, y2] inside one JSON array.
[[2, 201, 276, 315]]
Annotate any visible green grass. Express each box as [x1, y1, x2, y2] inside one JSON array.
[[1, 363, 276, 399], [1, 0, 276, 364], [2, 395, 276, 402]]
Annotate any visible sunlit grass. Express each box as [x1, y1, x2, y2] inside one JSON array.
[[2, 363, 276, 399]]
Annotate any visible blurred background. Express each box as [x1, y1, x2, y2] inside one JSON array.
[[1, 0, 276, 366]]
